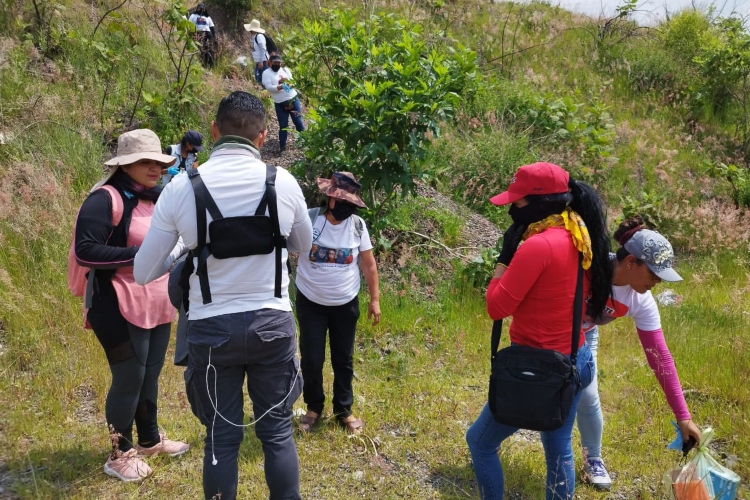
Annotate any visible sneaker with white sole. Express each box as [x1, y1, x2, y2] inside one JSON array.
[[583, 457, 612, 490], [104, 448, 152, 482], [135, 433, 189, 457]]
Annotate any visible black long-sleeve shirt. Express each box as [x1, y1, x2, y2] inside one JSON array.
[[74, 189, 138, 269]]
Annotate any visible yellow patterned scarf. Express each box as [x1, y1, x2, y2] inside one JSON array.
[[522, 208, 593, 269]]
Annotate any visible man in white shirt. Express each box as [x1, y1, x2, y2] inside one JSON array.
[[262, 54, 305, 155], [134, 91, 312, 500], [189, 3, 216, 67], [244, 18, 269, 85]]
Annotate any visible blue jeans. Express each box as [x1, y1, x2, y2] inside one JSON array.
[[186, 309, 302, 500], [466, 342, 594, 500], [576, 327, 603, 459], [254, 61, 268, 85], [273, 98, 305, 151]]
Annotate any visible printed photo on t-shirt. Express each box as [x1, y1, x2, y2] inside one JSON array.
[[309, 244, 354, 265]]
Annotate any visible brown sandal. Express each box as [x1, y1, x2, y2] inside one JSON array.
[[299, 411, 319, 433], [338, 415, 363, 435]]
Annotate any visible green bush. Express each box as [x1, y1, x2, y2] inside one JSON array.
[[662, 9, 710, 64], [285, 8, 478, 228]]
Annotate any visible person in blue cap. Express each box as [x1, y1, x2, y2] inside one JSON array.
[[161, 130, 203, 185]]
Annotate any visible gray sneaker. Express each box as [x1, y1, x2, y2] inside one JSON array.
[[583, 457, 612, 490]]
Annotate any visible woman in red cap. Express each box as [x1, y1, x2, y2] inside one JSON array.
[[294, 172, 380, 435], [465, 162, 613, 499]]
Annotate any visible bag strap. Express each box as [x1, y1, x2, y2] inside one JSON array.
[[83, 185, 128, 308], [188, 167, 220, 304], [570, 252, 584, 365], [490, 251, 585, 362], [264, 164, 286, 298]]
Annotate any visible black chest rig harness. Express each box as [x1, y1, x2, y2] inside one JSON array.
[[181, 162, 287, 307]]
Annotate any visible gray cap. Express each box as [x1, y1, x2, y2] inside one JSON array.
[[623, 229, 683, 282]]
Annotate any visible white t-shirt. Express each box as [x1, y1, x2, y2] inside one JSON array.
[[584, 285, 662, 331], [135, 146, 312, 320], [295, 212, 373, 306], [262, 67, 298, 103], [189, 13, 214, 32]]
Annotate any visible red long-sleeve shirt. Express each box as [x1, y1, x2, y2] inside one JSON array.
[[487, 227, 588, 355]]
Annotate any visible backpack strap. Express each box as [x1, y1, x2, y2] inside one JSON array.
[[101, 185, 124, 226], [352, 214, 364, 238], [188, 167, 223, 304], [307, 206, 321, 225], [82, 185, 131, 308], [264, 164, 287, 298]]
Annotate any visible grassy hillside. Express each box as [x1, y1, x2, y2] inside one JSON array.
[[1, 0, 749, 498]]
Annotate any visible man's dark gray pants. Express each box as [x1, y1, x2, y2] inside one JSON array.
[[186, 309, 303, 500]]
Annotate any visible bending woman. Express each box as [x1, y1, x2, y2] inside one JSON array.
[[466, 162, 613, 500], [577, 216, 701, 490], [74, 129, 188, 482]]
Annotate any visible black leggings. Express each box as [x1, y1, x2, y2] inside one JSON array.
[[88, 284, 171, 452]]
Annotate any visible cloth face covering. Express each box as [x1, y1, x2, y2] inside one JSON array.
[[508, 199, 566, 226], [330, 201, 357, 221]]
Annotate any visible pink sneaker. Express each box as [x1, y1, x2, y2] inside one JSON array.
[[104, 448, 152, 482], [135, 433, 189, 457]]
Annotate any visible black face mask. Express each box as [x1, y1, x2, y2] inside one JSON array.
[[508, 202, 559, 226], [270, 65, 281, 72], [330, 200, 357, 221]]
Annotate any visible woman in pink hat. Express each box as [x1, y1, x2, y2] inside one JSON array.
[[294, 172, 380, 435], [466, 162, 613, 499], [73, 129, 189, 482]]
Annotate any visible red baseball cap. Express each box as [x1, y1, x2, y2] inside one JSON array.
[[490, 162, 570, 206]]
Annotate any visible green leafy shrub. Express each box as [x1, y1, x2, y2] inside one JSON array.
[[285, 9, 478, 228], [459, 245, 499, 289], [705, 162, 750, 208], [620, 189, 666, 228], [662, 10, 710, 65]]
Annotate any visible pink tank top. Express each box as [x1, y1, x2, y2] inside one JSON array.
[[111, 199, 175, 329]]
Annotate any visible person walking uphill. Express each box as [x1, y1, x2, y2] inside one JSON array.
[[295, 172, 380, 435], [262, 54, 305, 155], [134, 91, 312, 500], [72, 129, 190, 482], [244, 18, 271, 85], [465, 162, 613, 500]]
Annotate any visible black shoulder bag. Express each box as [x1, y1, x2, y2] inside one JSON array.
[[488, 252, 584, 431]]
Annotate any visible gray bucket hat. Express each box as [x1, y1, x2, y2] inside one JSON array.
[[624, 229, 683, 282], [92, 129, 176, 191]]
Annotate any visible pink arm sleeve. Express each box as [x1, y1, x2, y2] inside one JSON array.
[[636, 327, 691, 421]]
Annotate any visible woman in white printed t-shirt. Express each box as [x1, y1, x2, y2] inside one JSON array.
[[295, 172, 380, 435], [576, 216, 702, 491]]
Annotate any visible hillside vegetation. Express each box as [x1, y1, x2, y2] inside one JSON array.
[[0, 0, 749, 498]]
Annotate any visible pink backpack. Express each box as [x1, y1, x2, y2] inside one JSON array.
[[67, 185, 124, 297]]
